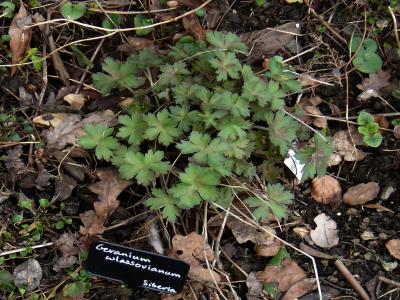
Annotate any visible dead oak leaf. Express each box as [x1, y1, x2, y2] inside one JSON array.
[[9, 2, 32, 76], [256, 258, 307, 292], [386, 239, 400, 260], [89, 168, 131, 220], [311, 175, 342, 210], [171, 232, 221, 282], [343, 182, 380, 206], [310, 213, 339, 248]]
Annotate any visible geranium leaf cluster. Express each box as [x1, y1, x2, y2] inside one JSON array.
[[80, 32, 334, 222]]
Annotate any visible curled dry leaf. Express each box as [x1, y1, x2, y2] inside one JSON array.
[[45, 110, 117, 150], [256, 258, 307, 292], [118, 36, 155, 54], [254, 239, 281, 257], [281, 278, 317, 300], [9, 2, 32, 76], [333, 129, 366, 162], [80, 210, 106, 236], [171, 232, 221, 282], [394, 125, 400, 139], [386, 239, 400, 260], [357, 70, 391, 101], [298, 96, 327, 128], [343, 182, 380, 206], [311, 175, 342, 210], [183, 14, 206, 40], [241, 22, 301, 63], [64, 94, 87, 109], [374, 115, 389, 133], [80, 168, 131, 236], [33, 113, 68, 127], [246, 272, 263, 300], [227, 218, 280, 257], [310, 213, 339, 248], [53, 233, 79, 272]]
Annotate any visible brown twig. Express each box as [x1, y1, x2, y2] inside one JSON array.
[[379, 276, 400, 288], [335, 259, 371, 300], [304, 0, 347, 45]]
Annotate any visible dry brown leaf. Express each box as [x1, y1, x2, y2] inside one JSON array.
[[343, 182, 380, 206], [293, 227, 310, 239], [9, 2, 32, 76], [254, 239, 281, 257], [298, 96, 328, 128], [227, 218, 276, 245], [246, 272, 263, 300], [386, 239, 400, 260], [33, 113, 68, 127], [394, 125, 400, 139], [118, 37, 155, 54], [304, 106, 327, 128], [333, 129, 366, 162], [374, 115, 389, 133], [79, 210, 105, 236], [89, 168, 131, 220], [310, 213, 339, 248], [64, 94, 87, 109], [183, 14, 206, 40], [45, 110, 117, 150], [241, 22, 301, 63], [171, 232, 221, 282], [281, 278, 317, 300], [80, 168, 130, 236], [357, 70, 391, 101], [256, 258, 307, 292], [311, 175, 342, 209], [53, 233, 79, 272], [364, 203, 394, 213]]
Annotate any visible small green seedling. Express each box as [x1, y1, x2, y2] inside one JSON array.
[[0, 1, 15, 18], [60, 1, 86, 20], [134, 15, 153, 36], [102, 13, 122, 29], [357, 111, 382, 147], [349, 37, 382, 73]]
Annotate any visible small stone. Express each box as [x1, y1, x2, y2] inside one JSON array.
[[381, 186, 396, 200], [13, 259, 42, 292], [343, 182, 380, 206], [361, 231, 376, 241], [382, 261, 398, 272], [166, 0, 178, 8]]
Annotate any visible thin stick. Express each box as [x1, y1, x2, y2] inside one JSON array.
[[0, 242, 54, 257], [335, 259, 371, 300], [388, 6, 400, 49], [379, 276, 400, 288]]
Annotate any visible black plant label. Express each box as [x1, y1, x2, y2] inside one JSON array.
[[85, 240, 189, 294]]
